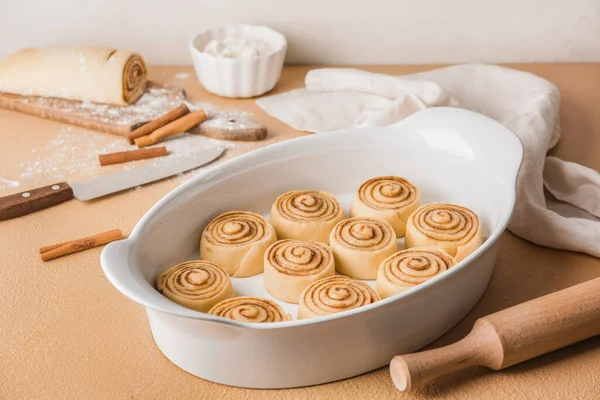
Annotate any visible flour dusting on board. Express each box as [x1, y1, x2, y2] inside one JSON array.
[[13, 81, 256, 130], [202, 110, 264, 130], [16, 83, 191, 126]]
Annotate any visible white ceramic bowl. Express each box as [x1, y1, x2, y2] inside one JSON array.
[[189, 25, 287, 98], [101, 108, 523, 389]]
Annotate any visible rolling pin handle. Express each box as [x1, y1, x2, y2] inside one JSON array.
[[390, 320, 502, 392], [391, 277, 600, 392]]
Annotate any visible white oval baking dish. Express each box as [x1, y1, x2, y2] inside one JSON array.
[[101, 107, 523, 389]]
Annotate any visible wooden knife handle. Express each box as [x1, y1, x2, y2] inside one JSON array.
[[0, 182, 74, 221], [390, 277, 600, 392]]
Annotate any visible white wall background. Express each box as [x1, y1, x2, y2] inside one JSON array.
[[1, 0, 599, 65]]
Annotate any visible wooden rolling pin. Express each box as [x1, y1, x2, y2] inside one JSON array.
[[390, 277, 600, 392]]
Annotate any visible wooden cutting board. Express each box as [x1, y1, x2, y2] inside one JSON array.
[[0, 82, 186, 137]]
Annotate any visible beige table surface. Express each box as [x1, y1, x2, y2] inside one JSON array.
[[1, 64, 600, 400]]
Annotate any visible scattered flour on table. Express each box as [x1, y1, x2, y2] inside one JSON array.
[[7, 126, 237, 192], [4, 107, 263, 192], [0, 177, 20, 189], [174, 72, 190, 80]]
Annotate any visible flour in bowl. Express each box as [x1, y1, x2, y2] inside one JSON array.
[[203, 38, 273, 58]]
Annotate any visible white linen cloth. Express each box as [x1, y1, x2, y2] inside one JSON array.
[[256, 64, 600, 258]]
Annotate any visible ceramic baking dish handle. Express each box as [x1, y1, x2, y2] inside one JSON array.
[[389, 107, 523, 184], [100, 239, 205, 320]]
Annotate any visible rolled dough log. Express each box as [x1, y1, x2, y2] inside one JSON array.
[[0, 47, 147, 105]]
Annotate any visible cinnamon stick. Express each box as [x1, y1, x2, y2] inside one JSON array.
[[40, 239, 76, 253], [40, 229, 124, 261], [126, 104, 190, 144], [98, 146, 168, 166], [135, 109, 207, 148]]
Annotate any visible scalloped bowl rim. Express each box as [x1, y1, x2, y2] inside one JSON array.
[[188, 24, 288, 62]]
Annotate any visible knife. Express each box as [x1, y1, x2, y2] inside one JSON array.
[[0, 147, 224, 221]]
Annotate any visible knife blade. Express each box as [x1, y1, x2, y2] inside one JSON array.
[[0, 147, 224, 221]]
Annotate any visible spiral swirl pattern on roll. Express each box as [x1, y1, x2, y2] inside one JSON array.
[[358, 176, 418, 210], [200, 211, 277, 277], [264, 239, 336, 303], [381, 248, 454, 285], [332, 217, 395, 250], [405, 203, 483, 262], [350, 175, 420, 237], [209, 296, 290, 323], [270, 190, 344, 244], [276, 190, 342, 222], [298, 276, 380, 319], [0, 47, 147, 105], [203, 211, 269, 246], [157, 260, 234, 312], [376, 248, 455, 299], [409, 204, 479, 243], [266, 240, 332, 276], [122, 53, 147, 104], [330, 217, 397, 279]]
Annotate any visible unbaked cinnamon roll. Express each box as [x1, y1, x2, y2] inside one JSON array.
[[157, 260, 235, 312], [208, 296, 291, 323], [350, 176, 420, 237], [298, 275, 380, 319], [405, 203, 483, 262], [200, 211, 277, 277], [269, 190, 344, 244], [264, 239, 335, 303], [329, 217, 397, 279], [376, 247, 455, 299]]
